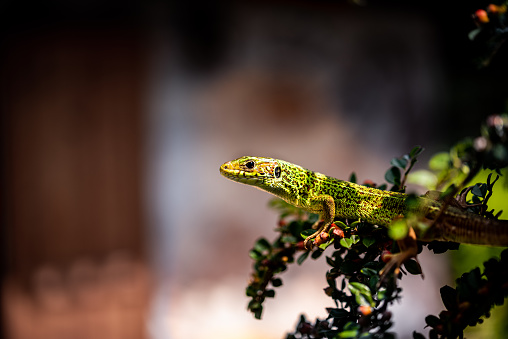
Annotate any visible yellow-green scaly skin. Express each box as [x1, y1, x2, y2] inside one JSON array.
[[220, 156, 508, 246]]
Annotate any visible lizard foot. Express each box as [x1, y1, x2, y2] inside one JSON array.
[[303, 219, 328, 249], [379, 227, 422, 283]]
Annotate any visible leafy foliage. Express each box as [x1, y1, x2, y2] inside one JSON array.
[[470, 2, 508, 67], [244, 114, 508, 338], [422, 250, 508, 339], [240, 3, 508, 337]]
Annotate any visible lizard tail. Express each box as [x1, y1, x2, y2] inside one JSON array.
[[433, 212, 508, 247]]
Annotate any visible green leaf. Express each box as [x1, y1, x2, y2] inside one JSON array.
[[246, 286, 257, 297], [468, 27, 482, 40], [391, 157, 408, 169], [288, 221, 304, 237], [300, 228, 316, 239], [385, 166, 401, 185], [350, 234, 360, 244], [349, 220, 362, 229], [319, 238, 335, 250], [388, 219, 408, 240], [360, 267, 378, 277], [340, 261, 359, 274], [340, 238, 353, 249], [349, 172, 357, 183], [281, 235, 297, 243], [429, 152, 451, 171], [471, 183, 487, 197], [311, 249, 323, 259], [407, 170, 437, 189], [254, 238, 271, 252], [297, 251, 309, 265], [349, 282, 375, 307], [308, 213, 319, 223], [362, 237, 376, 248], [249, 249, 263, 260], [254, 308, 263, 320], [349, 282, 371, 294], [334, 220, 349, 229], [376, 287, 387, 300], [369, 275, 380, 291], [409, 146, 424, 159], [338, 330, 359, 338]]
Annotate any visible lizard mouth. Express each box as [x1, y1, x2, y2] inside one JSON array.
[[220, 161, 264, 185]]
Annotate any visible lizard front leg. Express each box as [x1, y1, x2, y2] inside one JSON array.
[[379, 226, 421, 282], [303, 195, 335, 249]]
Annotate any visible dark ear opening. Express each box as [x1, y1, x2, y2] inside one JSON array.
[[274, 166, 281, 178]]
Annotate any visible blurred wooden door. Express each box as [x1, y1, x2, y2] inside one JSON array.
[[1, 25, 150, 339]]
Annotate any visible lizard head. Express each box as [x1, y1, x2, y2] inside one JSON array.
[[220, 156, 312, 205], [220, 156, 283, 188]]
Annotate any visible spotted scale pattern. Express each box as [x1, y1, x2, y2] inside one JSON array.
[[220, 156, 409, 225], [220, 156, 508, 246]]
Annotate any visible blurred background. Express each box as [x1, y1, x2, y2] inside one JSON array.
[[1, 1, 507, 339]]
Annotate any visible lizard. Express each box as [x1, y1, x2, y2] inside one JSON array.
[[220, 156, 508, 275]]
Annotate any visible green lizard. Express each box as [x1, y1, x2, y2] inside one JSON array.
[[220, 156, 508, 273]]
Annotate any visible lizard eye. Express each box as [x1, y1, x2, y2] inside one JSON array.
[[274, 166, 281, 178], [245, 161, 255, 169]]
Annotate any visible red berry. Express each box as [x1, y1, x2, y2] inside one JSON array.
[[488, 4, 507, 13], [358, 305, 372, 316], [296, 241, 305, 250], [332, 227, 344, 238], [363, 179, 376, 187], [475, 9, 490, 23], [314, 234, 325, 246], [381, 250, 393, 263], [320, 232, 330, 242]]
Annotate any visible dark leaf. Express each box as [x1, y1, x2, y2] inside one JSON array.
[[440, 285, 458, 312], [297, 251, 310, 265], [272, 278, 283, 287], [246, 286, 257, 297], [466, 267, 482, 289], [391, 157, 408, 169], [265, 289, 275, 298], [403, 259, 422, 275], [362, 237, 376, 248], [254, 307, 263, 320], [425, 315, 441, 328], [327, 308, 350, 318], [301, 228, 317, 239], [312, 249, 323, 259], [427, 241, 460, 254], [288, 221, 304, 237], [254, 237, 272, 252], [385, 166, 401, 185], [471, 183, 487, 197], [249, 249, 263, 260], [412, 331, 426, 339], [360, 267, 378, 277], [349, 172, 357, 183], [409, 146, 424, 159]]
